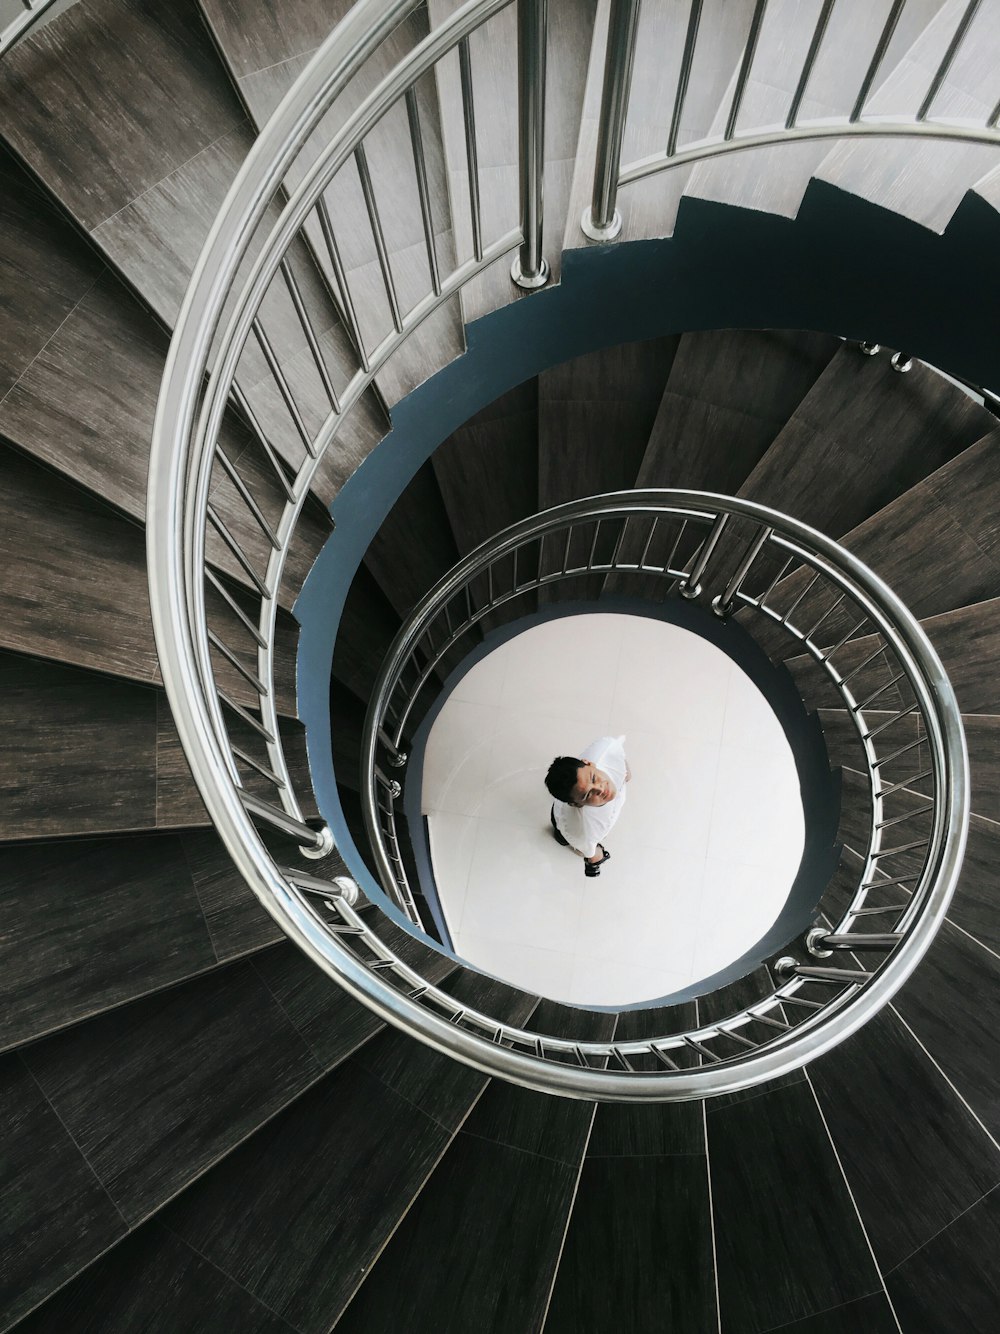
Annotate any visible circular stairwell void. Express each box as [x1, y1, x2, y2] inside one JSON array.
[[420, 612, 807, 1005]]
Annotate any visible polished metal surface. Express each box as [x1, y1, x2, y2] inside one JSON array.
[[146, 0, 976, 1099]]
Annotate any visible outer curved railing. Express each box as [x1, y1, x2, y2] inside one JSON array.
[[583, 0, 1000, 240], [0, 0, 62, 58], [148, 0, 978, 1098]]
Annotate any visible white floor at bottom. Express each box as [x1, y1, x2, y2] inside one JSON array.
[[422, 613, 805, 1006]]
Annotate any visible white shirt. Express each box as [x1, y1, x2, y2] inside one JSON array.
[[552, 736, 628, 858]]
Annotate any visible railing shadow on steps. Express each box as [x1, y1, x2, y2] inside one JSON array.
[[147, 0, 982, 1098]]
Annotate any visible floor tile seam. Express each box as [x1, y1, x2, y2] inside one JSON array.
[[16, 1051, 132, 1232], [537, 1036, 609, 1334], [237, 46, 321, 86], [457, 1125, 583, 1170], [802, 1067, 904, 1334], [887, 999, 1000, 1160], [155, 1219, 304, 1333], [326, 1075, 496, 1331], [246, 957, 344, 1074], [940, 912, 1000, 966], [757, 1285, 891, 1334], [361, 1060, 489, 1137], [89, 115, 252, 236], [0, 269, 105, 415], [702, 1098, 723, 1334], [176, 835, 224, 968], [884, 1179, 1000, 1279]]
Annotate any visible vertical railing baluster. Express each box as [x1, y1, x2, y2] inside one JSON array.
[[713, 524, 772, 616], [279, 257, 341, 412], [355, 143, 403, 334], [315, 195, 370, 373], [851, 0, 906, 121], [786, 0, 835, 129], [582, 0, 641, 241], [679, 513, 728, 598], [229, 383, 296, 503], [724, 0, 768, 140], [405, 87, 441, 297], [458, 37, 484, 262], [252, 318, 315, 456], [917, 0, 982, 121], [666, 0, 703, 157], [511, 0, 550, 289]]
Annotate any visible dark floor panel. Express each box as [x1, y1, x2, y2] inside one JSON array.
[[154, 694, 207, 829], [180, 827, 285, 959], [21, 960, 322, 1225], [250, 919, 455, 1069], [886, 1183, 1000, 1334], [198, 0, 352, 81], [892, 920, 1000, 1144], [738, 350, 992, 539], [544, 1154, 716, 1334], [962, 715, 1000, 825], [0, 651, 157, 840], [0, 833, 217, 1052], [0, 145, 103, 401], [809, 1008, 1000, 1274], [946, 812, 1000, 955], [0, 444, 157, 681], [584, 1093, 704, 1158], [708, 1079, 883, 1332], [364, 461, 459, 618], [0, 0, 245, 234], [0, 1057, 127, 1330], [14, 1222, 296, 1334], [638, 328, 839, 495], [336, 1132, 578, 1334], [765, 1290, 900, 1333]]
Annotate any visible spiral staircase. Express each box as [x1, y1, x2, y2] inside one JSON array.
[[2, 0, 1000, 1330]]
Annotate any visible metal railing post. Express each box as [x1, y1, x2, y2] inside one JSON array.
[[511, 0, 550, 289], [582, 0, 642, 241]]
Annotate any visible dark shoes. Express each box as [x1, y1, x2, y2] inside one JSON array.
[[584, 845, 611, 877]]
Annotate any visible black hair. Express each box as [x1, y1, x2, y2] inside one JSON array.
[[545, 755, 586, 805]]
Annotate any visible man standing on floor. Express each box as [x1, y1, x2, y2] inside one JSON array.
[[545, 736, 631, 877]]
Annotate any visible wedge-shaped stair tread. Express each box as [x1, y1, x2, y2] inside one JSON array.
[[815, 0, 1000, 234], [0, 921, 456, 1328], [707, 1076, 888, 1330], [37, 971, 535, 1334], [736, 347, 994, 537], [637, 327, 840, 494], [336, 1000, 614, 1332]]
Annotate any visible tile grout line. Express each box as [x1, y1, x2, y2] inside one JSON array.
[[157, 1222, 303, 1332], [802, 1068, 904, 1334], [0, 269, 104, 414], [702, 1096, 723, 1334], [884, 1179, 1000, 1279], [537, 1011, 619, 1334]]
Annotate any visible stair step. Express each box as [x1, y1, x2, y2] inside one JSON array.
[[0, 921, 456, 1329], [684, 0, 942, 220], [706, 1075, 890, 1330], [334, 1000, 613, 1332], [815, 0, 1000, 233], [364, 459, 461, 619], [23, 969, 533, 1333]]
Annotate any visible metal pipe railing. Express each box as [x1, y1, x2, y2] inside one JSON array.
[[144, 0, 979, 1099]]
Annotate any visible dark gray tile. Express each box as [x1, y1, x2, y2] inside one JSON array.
[[962, 715, 1000, 825], [810, 1008, 1000, 1273], [893, 920, 1000, 1144], [0, 0, 245, 233], [458, 1000, 613, 1165], [355, 970, 536, 1130], [335, 1134, 578, 1334], [199, 0, 353, 80], [0, 833, 217, 1052], [364, 461, 459, 619], [251, 919, 456, 1069], [180, 827, 284, 959], [544, 1155, 717, 1334], [154, 693, 207, 829], [161, 1058, 459, 1332], [333, 564, 402, 702], [0, 651, 157, 840], [0, 145, 103, 400], [947, 812, 1000, 956], [0, 1057, 127, 1328], [886, 1183, 1000, 1334], [709, 1080, 882, 1332], [14, 1223, 297, 1334], [0, 444, 157, 681], [586, 1097, 704, 1158], [764, 1291, 900, 1333], [23, 960, 321, 1223]]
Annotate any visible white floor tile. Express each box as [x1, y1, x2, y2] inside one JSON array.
[[421, 611, 808, 1006]]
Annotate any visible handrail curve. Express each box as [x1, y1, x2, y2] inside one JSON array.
[[146, 0, 976, 1099]]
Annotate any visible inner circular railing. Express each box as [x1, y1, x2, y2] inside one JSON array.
[[146, 0, 977, 1098]]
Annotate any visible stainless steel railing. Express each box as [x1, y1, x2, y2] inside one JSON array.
[[356, 491, 968, 1095], [146, 0, 975, 1098], [583, 0, 1000, 240], [0, 0, 61, 57]]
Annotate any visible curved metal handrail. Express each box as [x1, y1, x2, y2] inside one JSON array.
[[147, 0, 974, 1098], [352, 492, 967, 1098], [0, 0, 63, 58]]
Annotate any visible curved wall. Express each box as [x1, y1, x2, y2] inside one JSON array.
[[295, 181, 1000, 926]]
